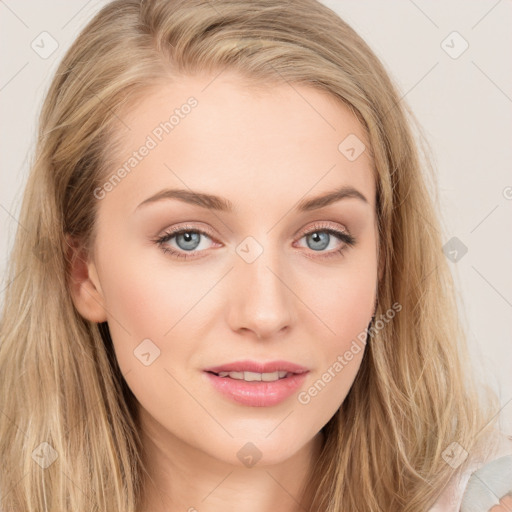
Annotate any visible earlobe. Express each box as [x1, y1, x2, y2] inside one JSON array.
[[66, 236, 107, 323]]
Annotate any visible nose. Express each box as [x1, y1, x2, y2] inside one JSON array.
[[226, 246, 296, 341]]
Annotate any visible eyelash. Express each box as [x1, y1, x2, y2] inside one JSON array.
[[153, 222, 356, 261]]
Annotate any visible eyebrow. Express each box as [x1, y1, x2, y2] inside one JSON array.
[[134, 185, 368, 213]]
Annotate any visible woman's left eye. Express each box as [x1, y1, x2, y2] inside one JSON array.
[[296, 225, 356, 259], [153, 223, 356, 261]]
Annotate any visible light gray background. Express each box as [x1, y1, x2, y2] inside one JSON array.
[[1, 1, 511, 430]]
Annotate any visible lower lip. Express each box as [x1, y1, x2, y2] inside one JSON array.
[[204, 371, 308, 407]]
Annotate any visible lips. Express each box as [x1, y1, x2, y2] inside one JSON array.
[[204, 360, 309, 375], [203, 360, 309, 407], [204, 372, 308, 407]]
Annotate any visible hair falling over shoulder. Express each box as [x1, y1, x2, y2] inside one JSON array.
[[0, 1, 498, 510]]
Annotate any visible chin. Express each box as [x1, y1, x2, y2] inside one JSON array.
[[206, 428, 318, 468]]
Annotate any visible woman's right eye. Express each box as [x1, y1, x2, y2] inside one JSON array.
[[154, 227, 217, 260]]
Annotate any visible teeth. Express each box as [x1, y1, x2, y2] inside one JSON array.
[[244, 371, 263, 381], [216, 370, 289, 381]]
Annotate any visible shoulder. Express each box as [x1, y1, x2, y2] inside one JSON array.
[[460, 450, 512, 512], [429, 432, 512, 512]]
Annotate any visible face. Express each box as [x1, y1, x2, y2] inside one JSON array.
[[79, 71, 378, 467]]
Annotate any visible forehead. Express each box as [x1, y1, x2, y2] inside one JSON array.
[[102, 71, 375, 214]]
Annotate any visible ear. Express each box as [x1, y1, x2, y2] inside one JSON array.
[[66, 235, 108, 323]]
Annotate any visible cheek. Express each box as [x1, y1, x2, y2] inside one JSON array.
[[95, 237, 206, 375], [97, 248, 210, 428], [298, 250, 377, 406], [295, 269, 373, 423], [306, 250, 377, 349], [330, 268, 376, 342], [98, 227, 218, 333]]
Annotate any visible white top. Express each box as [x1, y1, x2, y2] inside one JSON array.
[[429, 432, 512, 511]]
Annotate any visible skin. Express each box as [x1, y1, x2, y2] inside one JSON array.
[[69, 71, 379, 512], [490, 495, 512, 512]]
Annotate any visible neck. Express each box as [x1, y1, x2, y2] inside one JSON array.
[[138, 409, 325, 512]]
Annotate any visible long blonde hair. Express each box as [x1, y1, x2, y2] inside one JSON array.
[[0, 0, 497, 510]]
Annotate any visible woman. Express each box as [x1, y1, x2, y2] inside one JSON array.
[[0, 0, 510, 510]]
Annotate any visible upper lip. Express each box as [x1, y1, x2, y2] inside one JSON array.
[[204, 360, 309, 374]]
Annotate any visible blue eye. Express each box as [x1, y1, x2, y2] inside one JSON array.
[[304, 230, 341, 251], [297, 225, 356, 260], [172, 231, 202, 251], [154, 226, 215, 260]]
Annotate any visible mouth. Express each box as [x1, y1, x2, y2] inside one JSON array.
[[203, 360, 309, 407]]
